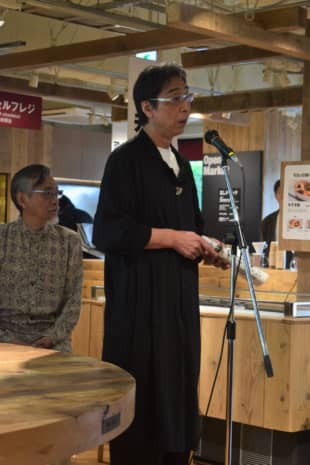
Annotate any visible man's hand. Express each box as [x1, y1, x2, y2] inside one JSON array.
[[32, 336, 54, 349]]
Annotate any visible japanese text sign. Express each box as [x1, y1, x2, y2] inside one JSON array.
[[0, 91, 41, 130]]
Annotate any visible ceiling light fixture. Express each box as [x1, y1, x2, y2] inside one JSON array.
[[88, 110, 96, 125], [0, 9, 8, 28], [262, 67, 272, 84], [29, 73, 39, 88], [107, 86, 120, 101], [101, 116, 111, 127], [278, 70, 290, 87], [287, 116, 299, 131], [123, 89, 128, 104], [189, 113, 204, 120]]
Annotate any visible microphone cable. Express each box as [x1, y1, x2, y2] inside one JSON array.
[[203, 254, 242, 418], [191, 256, 242, 465]]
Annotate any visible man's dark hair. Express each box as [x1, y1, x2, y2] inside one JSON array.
[[11, 164, 50, 213], [273, 179, 280, 194], [133, 63, 187, 130]]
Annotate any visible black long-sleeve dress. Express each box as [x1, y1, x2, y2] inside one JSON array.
[[93, 129, 203, 464]]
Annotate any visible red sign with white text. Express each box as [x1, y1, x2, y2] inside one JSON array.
[[0, 91, 41, 130]]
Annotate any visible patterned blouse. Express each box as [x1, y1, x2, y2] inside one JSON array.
[[0, 218, 83, 352]]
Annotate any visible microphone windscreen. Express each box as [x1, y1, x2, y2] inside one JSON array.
[[205, 129, 219, 144]]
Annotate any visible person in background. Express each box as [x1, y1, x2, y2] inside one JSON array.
[[93, 63, 228, 465], [0, 164, 83, 352], [261, 179, 281, 243], [58, 194, 93, 232], [58, 194, 99, 259]]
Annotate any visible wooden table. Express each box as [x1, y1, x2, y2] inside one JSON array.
[[0, 343, 135, 465]]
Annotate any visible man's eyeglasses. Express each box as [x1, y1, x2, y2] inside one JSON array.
[[31, 189, 63, 199], [149, 93, 194, 105]]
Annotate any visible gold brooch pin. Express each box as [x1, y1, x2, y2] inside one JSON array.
[[176, 186, 183, 196]]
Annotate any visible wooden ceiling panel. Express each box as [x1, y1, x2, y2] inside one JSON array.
[[167, 3, 310, 61], [0, 75, 126, 108], [0, 27, 208, 72], [182, 45, 279, 69], [192, 86, 302, 113]]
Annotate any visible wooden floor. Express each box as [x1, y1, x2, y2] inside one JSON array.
[[72, 447, 213, 465], [72, 447, 109, 465]]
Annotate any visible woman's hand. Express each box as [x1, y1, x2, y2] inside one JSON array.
[[201, 236, 231, 269], [173, 231, 203, 259]]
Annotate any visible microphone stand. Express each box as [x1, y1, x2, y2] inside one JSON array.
[[220, 156, 274, 465]]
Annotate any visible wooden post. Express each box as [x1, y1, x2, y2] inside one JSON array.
[[297, 17, 310, 295], [8, 124, 54, 221]]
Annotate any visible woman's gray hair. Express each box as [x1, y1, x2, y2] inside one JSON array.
[[11, 164, 51, 213]]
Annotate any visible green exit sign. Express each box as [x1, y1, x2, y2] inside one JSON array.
[[136, 51, 157, 61]]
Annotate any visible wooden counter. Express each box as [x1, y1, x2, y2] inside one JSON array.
[[199, 308, 310, 432], [72, 299, 104, 359], [78, 261, 309, 433], [199, 264, 298, 302], [81, 260, 299, 302], [0, 343, 135, 465]]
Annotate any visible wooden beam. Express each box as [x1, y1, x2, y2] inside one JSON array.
[[191, 86, 302, 113], [111, 106, 128, 122], [253, 6, 306, 32], [0, 6, 304, 74], [182, 45, 279, 69], [167, 3, 310, 61], [182, 6, 308, 69], [0, 76, 127, 108], [0, 27, 208, 72]]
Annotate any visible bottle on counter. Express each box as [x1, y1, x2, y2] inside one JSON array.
[[289, 251, 297, 271], [260, 241, 269, 268]]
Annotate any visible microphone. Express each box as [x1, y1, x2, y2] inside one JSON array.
[[205, 130, 240, 165]]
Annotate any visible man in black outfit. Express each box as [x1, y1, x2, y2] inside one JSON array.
[[93, 63, 227, 465], [261, 179, 280, 243]]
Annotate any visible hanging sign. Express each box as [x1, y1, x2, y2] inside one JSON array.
[[0, 91, 41, 130]]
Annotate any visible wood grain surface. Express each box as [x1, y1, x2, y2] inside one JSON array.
[[199, 310, 310, 432], [0, 343, 135, 465]]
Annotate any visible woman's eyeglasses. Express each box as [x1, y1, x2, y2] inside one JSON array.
[[149, 93, 194, 105], [31, 189, 63, 199]]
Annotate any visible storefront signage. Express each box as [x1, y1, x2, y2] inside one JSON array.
[[203, 154, 225, 176], [218, 188, 240, 223], [0, 91, 41, 130], [202, 151, 262, 247]]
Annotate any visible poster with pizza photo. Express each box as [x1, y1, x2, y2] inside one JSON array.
[[282, 163, 310, 241]]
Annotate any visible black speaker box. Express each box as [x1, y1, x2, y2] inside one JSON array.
[[196, 416, 310, 465]]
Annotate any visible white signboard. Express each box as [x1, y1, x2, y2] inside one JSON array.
[[282, 163, 310, 240]]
